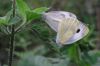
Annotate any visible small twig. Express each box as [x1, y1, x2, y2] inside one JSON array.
[[8, 0, 16, 66]]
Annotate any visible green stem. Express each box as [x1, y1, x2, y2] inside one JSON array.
[[8, 0, 16, 66], [9, 25, 15, 66]]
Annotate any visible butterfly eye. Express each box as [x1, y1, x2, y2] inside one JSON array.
[[76, 29, 80, 33]]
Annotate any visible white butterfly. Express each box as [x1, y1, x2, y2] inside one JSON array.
[[42, 11, 89, 45]]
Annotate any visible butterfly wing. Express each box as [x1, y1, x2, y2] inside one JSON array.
[[56, 18, 80, 45], [42, 11, 77, 32], [43, 12, 62, 32], [65, 21, 89, 44]]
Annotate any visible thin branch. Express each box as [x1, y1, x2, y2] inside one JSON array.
[[8, 0, 16, 66]]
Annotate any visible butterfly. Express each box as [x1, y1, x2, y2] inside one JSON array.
[[42, 11, 89, 45]]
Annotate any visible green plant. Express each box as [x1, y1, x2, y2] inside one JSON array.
[[0, 0, 100, 66], [0, 0, 48, 66]]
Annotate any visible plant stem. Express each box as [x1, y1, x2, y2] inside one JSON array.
[[8, 0, 16, 66]]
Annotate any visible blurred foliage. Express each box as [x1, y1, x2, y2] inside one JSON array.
[[0, 0, 100, 66], [0, 0, 11, 16]]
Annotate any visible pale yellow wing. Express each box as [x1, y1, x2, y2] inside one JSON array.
[[56, 18, 80, 44]]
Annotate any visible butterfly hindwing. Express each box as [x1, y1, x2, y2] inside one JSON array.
[[56, 18, 80, 44]]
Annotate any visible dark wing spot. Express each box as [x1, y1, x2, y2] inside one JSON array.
[[76, 29, 80, 33]]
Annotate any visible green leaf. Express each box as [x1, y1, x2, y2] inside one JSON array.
[[16, 0, 48, 22], [26, 11, 40, 22], [0, 17, 6, 25], [16, 0, 30, 22], [16, 0, 30, 14], [33, 7, 49, 14], [27, 7, 49, 22], [67, 44, 81, 64], [0, 11, 11, 25], [8, 16, 21, 25]]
